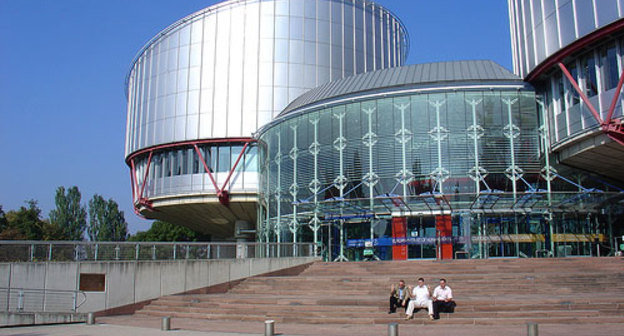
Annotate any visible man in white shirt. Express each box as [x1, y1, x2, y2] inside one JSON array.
[[405, 277, 434, 320], [388, 279, 410, 314], [432, 278, 455, 320]]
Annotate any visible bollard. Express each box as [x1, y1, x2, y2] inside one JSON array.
[[161, 316, 171, 331], [87, 313, 95, 325], [527, 322, 538, 336], [264, 320, 275, 336], [388, 322, 399, 336]]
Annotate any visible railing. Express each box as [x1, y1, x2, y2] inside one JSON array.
[[0, 287, 86, 313], [0, 241, 316, 262]]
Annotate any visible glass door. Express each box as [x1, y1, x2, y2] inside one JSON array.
[[407, 216, 437, 259]]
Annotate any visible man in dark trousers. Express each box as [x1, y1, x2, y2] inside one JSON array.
[[432, 278, 455, 319], [388, 279, 410, 314]]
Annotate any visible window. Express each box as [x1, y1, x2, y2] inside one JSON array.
[[218, 146, 231, 172], [600, 43, 619, 91], [566, 63, 580, 106], [231, 145, 244, 172], [172, 150, 180, 175], [582, 53, 598, 97], [192, 148, 200, 174], [555, 73, 565, 114], [244, 145, 258, 172], [164, 152, 172, 177]]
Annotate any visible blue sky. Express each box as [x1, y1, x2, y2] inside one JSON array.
[[0, 0, 512, 234]]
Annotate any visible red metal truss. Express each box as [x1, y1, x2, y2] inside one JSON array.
[[558, 63, 624, 146], [128, 138, 257, 215]]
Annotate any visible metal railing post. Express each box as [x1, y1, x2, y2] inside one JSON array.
[[74, 245, 79, 261], [135, 244, 140, 260], [72, 292, 77, 312], [388, 322, 399, 336], [30, 244, 35, 262], [161, 316, 171, 331], [48, 243, 53, 261], [527, 322, 538, 336], [173, 244, 177, 260], [6, 288, 11, 312], [115, 245, 120, 260], [152, 245, 156, 260], [217, 245, 220, 259], [185, 245, 190, 259], [87, 312, 96, 325], [264, 320, 275, 336], [207, 244, 211, 259], [94, 244, 99, 261], [17, 290, 24, 312]]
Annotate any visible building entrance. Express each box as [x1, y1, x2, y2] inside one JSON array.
[[406, 216, 437, 259]]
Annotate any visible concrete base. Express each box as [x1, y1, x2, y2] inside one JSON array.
[[0, 312, 86, 327]]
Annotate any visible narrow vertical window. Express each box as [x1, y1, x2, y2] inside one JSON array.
[[582, 54, 598, 97], [600, 43, 619, 91]]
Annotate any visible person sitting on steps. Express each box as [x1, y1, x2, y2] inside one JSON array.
[[432, 278, 456, 320], [405, 277, 434, 320], [388, 279, 409, 314]]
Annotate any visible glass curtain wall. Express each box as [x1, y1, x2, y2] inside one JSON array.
[[258, 88, 617, 260]]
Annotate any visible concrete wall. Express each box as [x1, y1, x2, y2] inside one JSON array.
[[1, 257, 317, 313]]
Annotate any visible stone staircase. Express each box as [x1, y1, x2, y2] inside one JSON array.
[[133, 257, 624, 325]]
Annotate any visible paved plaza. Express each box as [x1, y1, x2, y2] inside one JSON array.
[[1, 317, 624, 336]]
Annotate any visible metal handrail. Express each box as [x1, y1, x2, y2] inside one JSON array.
[[0, 241, 316, 262], [0, 287, 86, 313]]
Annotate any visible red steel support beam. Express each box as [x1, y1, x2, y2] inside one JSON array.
[[557, 63, 603, 124], [193, 144, 220, 192], [130, 138, 257, 210], [138, 151, 153, 203], [558, 62, 624, 146], [129, 163, 137, 206], [605, 68, 624, 124], [219, 142, 250, 194]]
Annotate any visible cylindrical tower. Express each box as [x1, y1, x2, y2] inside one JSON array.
[[508, 0, 624, 182], [125, 0, 409, 239]]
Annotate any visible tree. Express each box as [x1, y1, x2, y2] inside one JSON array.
[[128, 220, 210, 242], [0, 205, 7, 232], [87, 194, 128, 241], [49, 186, 87, 240], [1, 200, 45, 240]]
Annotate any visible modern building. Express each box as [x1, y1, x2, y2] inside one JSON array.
[[124, 0, 408, 239], [257, 60, 622, 260], [125, 0, 624, 259], [508, 0, 624, 181]]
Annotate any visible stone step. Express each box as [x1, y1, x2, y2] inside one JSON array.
[[132, 258, 624, 327], [147, 300, 622, 313], [140, 303, 623, 319]]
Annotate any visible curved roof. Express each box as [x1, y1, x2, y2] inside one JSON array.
[[280, 60, 523, 116]]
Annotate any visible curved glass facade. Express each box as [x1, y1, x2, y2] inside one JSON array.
[[258, 80, 621, 260], [509, 1, 624, 183], [131, 141, 259, 201], [125, 0, 409, 156], [509, 0, 624, 78], [538, 36, 624, 149]]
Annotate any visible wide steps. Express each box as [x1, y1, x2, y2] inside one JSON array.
[[132, 257, 624, 326]]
